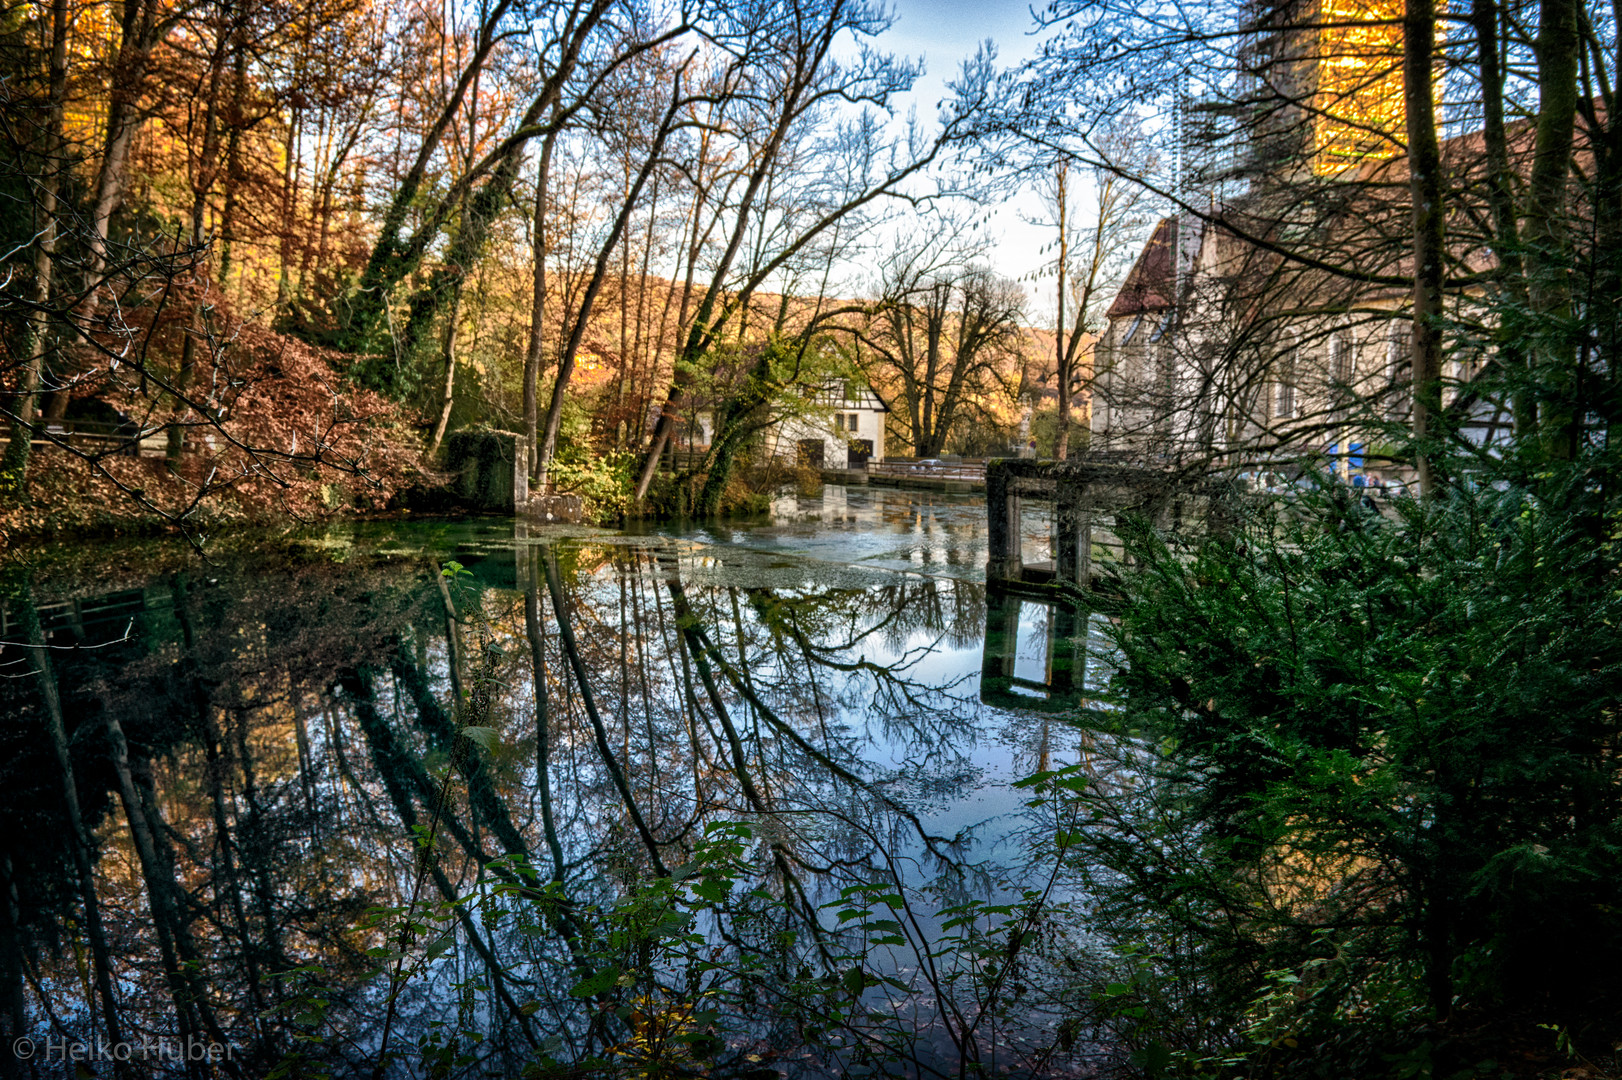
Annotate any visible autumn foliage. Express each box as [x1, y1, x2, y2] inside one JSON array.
[[2, 292, 418, 543]]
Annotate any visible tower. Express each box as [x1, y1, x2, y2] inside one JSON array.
[[1226, 0, 1407, 181], [1312, 0, 1407, 174]]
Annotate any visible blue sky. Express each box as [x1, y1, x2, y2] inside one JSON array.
[[876, 0, 1064, 320]]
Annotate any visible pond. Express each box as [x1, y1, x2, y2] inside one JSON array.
[[1, 485, 1111, 1078]]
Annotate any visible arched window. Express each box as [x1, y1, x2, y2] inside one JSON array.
[[1386, 320, 1412, 418], [1386, 320, 1411, 383], [1155, 343, 1180, 438]]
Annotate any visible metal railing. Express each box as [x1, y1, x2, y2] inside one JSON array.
[[868, 458, 988, 482]]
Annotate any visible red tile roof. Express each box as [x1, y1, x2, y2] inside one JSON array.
[[1107, 217, 1183, 318]]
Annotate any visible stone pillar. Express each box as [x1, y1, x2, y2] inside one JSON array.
[[1076, 512, 1091, 584], [1049, 603, 1080, 696], [515, 519, 532, 589], [513, 450, 529, 514], [980, 587, 1018, 682], [1056, 487, 1087, 585], [986, 462, 1022, 582]]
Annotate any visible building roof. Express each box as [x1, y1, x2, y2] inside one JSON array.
[[1102, 107, 1592, 327], [820, 381, 892, 413], [1107, 217, 1186, 319]]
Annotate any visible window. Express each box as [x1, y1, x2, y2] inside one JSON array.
[[1273, 348, 1297, 418], [1386, 321, 1412, 418], [1155, 345, 1180, 437], [1386, 321, 1410, 383], [834, 414, 845, 432], [1330, 332, 1353, 386], [1121, 315, 1144, 345], [847, 413, 861, 432]]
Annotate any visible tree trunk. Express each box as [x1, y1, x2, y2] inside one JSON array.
[[342, 0, 616, 364], [1524, 0, 1580, 458], [42, 0, 164, 422], [5, 0, 69, 474], [101, 709, 211, 1054], [1056, 161, 1071, 462], [216, 22, 250, 288], [523, 548, 567, 881], [695, 340, 781, 514], [387, 144, 527, 400], [342, 0, 518, 350], [1469, 0, 1536, 436], [0, 855, 26, 1049], [538, 80, 683, 489], [1404, 0, 1445, 497], [524, 126, 559, 482], [542, 548, 667, 875], [429, 285, 462, 457], [169, 19, 232, 464], [167, 575, 273, 1054], [633, 65, 814, 503]]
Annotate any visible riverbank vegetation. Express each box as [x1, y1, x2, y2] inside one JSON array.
[[1044, 461, 1622, 1077], [0, 0, 1065, 541]]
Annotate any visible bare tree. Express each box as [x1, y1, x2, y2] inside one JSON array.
[[1040, 145, 1152, 459], [628, 1, 993, 502], [532, 46, 694, 490], [1007, 0, 1615, 481], [854, 228, 1028, 458]]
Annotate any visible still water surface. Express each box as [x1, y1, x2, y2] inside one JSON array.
[[2, 485, 1102, 1077]]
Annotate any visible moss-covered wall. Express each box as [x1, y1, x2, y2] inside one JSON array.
[[443, 430, 520, 513]]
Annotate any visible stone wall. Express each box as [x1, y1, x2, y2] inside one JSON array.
[[444, 429, 523, 512], [441, 429, 585, 522]]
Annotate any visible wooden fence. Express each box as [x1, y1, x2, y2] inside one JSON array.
[[28, 419, 175, 458]]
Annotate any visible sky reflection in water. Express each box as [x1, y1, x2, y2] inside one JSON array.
[[4, 486, 1103, 1074]]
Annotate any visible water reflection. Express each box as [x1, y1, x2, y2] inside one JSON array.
[[977, 591, 1113, 717], [0, 504, 1103, 1076], [630, 484, 1041, 580], [980, 591, 1080, 715]]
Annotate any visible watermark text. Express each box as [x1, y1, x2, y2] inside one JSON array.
[[12, 1034, 239, 1064]]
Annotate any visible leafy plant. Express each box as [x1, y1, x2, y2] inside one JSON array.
[[1034, 466, 1622, 1077]]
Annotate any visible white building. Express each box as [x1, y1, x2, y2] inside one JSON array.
[[1092, 210, 1504, 483], [765, 382, 890, 470]]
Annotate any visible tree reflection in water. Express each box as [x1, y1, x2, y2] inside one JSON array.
[[0, 524, 1102, 1076]]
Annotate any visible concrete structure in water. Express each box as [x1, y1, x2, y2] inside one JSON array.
[[442, 429, 584, 522], [985, 457, 1228, 590], [979, 590, 1087, 715]]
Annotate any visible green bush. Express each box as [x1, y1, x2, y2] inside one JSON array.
[[1044, 469, 1622, 1077], [548, 444, 637, 523]]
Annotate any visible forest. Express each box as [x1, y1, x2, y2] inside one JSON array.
[[0, 0, 1621, 1076], [0, 0, 1088, 535]]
